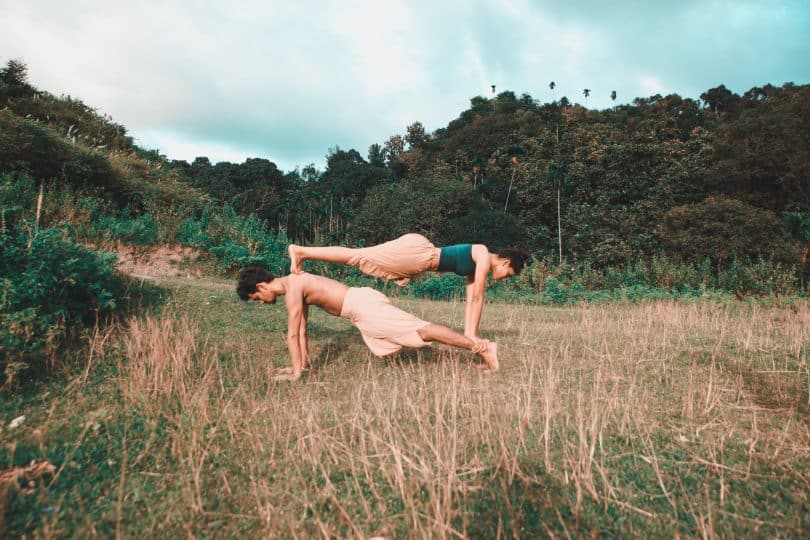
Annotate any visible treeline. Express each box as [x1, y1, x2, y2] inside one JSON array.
[[2, 58, 809, 277], [168, 82, 810, 279]]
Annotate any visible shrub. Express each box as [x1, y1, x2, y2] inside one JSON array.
[[661, 195, 794, 266], [89, 213, 160, 245], [409, 274, 465, 300], [177, 206, 289, 275], [0, 224, 125, 381]]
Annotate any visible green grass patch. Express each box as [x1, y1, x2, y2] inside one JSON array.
[[1, 277, 808, 537]]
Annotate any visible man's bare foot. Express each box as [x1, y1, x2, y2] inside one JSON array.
[[276, 366, 307, 375], [288, 244, 302, 274], [476, 340, 499, 371], [273, 372, 302, 381], [273, 366, 302, 381], [394, 277, 411, 286]]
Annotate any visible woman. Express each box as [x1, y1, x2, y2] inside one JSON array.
[[288, 233, 527, 338]]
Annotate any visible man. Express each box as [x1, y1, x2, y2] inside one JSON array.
[[287, 234, 528, 338], [237, 266, 499, 381]]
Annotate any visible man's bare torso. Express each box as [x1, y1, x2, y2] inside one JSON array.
[[284, 272, 349, 317]]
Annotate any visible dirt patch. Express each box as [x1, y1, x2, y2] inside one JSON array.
[[106, 242, 204, 279]]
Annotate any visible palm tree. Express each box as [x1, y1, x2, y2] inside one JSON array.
[[549, 81, 556, 101], [582, 88, 591, 107], [610, 90, 617, 101]]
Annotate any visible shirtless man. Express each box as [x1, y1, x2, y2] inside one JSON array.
[[236, 266, 499, 381], [287, 234, 528, 338]]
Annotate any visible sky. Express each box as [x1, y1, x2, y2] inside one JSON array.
[[2, 0, 809, 172]]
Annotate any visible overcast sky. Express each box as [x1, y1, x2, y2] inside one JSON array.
[[2, 0, 809, 172]]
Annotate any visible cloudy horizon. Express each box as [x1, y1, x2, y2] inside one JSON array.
[[2, 0, 808, 172]]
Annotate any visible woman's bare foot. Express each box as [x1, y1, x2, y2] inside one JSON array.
[[288, 244, 302, 274], [476, 340, 499, 371], [394, 277, 411, 286]]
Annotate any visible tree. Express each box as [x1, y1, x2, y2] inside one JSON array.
[[0, 59, 34, 101], [383, 134, 405, 161], [405, 121, 427, 150], [661, 195, 793, 267], [610, 90, 617, 101], [354, 176, 479, 245], [700, 84, 739, 115], [367, 143, 386, 167], [0, 59, 28, 87], [549, 81, 556, 101], [710, 84, 810, 212]]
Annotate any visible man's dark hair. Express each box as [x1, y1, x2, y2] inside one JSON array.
[[236, 266, 276, 300], [493, 248, 529, 274]]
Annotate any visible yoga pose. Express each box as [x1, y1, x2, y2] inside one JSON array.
[[287, 234, 527, 338], [237, 266, 499, 381]]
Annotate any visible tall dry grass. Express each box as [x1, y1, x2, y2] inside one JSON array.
[[89, 293, 810, 538]]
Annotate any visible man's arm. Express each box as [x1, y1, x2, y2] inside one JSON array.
[[464, 245, 490, 338], [277, 286, 305, 381], [298, 303, 309, 370]]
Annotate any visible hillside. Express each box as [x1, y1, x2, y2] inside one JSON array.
[[2, 59, 808, 274]]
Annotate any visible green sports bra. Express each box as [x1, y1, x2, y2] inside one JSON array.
[[437, 244, 475, 276]]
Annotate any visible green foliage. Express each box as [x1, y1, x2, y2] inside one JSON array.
[[661, 195, 794, 266], [458, 255, 802, 305], [176, 206, 289, 274], [713, 258, 798, 297], [354, 176, 502, 246], [89, 213, 160, 245], [408, 274, 464, 300], [0, 225, 124, 378]]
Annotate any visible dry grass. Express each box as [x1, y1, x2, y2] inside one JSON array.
[[3, 278, 809, 537]]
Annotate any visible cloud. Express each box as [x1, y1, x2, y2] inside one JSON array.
[[639, 76, 664, 96], [1, 0, 808, 170]]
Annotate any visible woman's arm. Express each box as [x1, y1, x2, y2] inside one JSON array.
[[464, 245, 490, 337]]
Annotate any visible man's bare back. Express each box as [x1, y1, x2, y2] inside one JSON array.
[[283, 273, 349, 316]]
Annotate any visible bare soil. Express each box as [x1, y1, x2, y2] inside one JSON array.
[[107, 242, 203, 279]]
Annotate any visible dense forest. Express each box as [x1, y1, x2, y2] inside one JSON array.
[[171, 79, 810, 274]]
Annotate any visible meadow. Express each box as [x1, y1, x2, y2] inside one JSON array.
[[2, 276, 809, 538]]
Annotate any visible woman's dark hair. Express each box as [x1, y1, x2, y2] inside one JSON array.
[[236, 266, 275, 300], [493, 249, 529, 274]]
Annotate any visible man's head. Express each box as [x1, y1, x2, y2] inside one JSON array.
[[490, 249, 529, 281], [237, 266, 277, 303]]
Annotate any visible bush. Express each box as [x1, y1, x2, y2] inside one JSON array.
[[409, 274, 465, 300], [177, 206, 289, 275], [661, 195, 794, 266], [89, 213, 160, 245], [0, 224, 125, 380]]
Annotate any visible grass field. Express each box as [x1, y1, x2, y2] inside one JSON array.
[[2, 276, 809, 538]]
